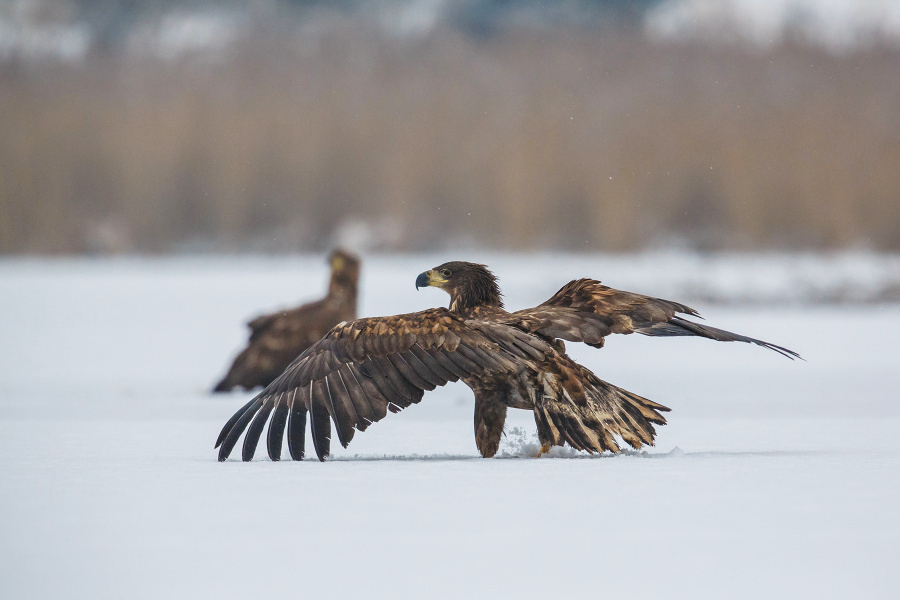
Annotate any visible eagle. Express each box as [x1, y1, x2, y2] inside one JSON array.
[[215, 261, 799, 461], [212, 249, 360, 392]]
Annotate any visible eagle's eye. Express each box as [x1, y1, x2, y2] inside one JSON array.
[[440, 269, 452, 278]]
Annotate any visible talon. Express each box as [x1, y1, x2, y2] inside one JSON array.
[[539, 443, 551, 457]]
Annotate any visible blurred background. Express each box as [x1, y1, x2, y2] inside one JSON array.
[[3, 6, 900, 597], [2, 0, 899, 256]]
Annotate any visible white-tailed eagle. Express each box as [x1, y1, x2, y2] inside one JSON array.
[[212, 249, 360, 392], [216, 261, 799, 460]]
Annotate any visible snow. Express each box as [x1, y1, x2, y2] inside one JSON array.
[[1, 254, 899, 599], [647, 0, 900, 50]]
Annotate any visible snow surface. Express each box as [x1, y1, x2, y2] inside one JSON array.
[[1, 254, 899, 599]]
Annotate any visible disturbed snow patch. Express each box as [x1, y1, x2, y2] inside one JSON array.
[[497, 427, 685, 459]]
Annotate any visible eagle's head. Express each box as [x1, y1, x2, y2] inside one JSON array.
[[328, 248, 360, 294], [416, 261, 503, 312]]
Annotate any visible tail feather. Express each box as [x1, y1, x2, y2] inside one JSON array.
[[211, 355, 251, 393], [212, 376, 234, 393], [212, 348, 282, 394], [531, 355, 669, 454]]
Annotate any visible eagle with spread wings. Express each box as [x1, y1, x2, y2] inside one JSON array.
[[212, 249, 359, 393], [216, 261, 799, 461]]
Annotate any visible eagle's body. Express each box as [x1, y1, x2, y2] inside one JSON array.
[[216, 262, 798, 461], [212, 250, 359, 393]]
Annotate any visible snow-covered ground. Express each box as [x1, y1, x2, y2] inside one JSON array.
[[1, 254, 898, 599]]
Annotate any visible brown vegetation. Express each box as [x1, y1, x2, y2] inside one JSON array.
[[2, 23, 899, 254]]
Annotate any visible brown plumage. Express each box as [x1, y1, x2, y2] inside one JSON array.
[[212, 249, 360, 393], [216, 261, 799, 461]]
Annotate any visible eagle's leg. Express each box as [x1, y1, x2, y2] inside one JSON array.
[[534, 415, 554, 457]]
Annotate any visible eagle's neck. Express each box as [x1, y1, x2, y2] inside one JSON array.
[[449, 276, 503, 313], [328, 272, 358, 308]]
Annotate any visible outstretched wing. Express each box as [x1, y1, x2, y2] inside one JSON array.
[[509, 279, 799, 359], [215, 308, 550, 462]]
